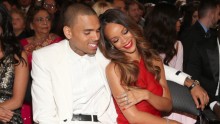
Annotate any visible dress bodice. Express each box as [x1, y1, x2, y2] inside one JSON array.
[[0, 55, 23, 124]]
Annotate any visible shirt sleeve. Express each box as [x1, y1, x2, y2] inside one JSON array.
[[164, 65, 191, 86]]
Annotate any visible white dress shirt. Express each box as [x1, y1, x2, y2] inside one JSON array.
[[66, 43, 106, 115]]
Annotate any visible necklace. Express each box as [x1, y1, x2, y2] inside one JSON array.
[[24, 34, 53, 54]]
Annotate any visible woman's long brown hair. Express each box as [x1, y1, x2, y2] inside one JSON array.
[[99, 9, 161, 87]]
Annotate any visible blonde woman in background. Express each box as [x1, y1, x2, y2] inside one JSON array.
[[92, 1, 113, 16]]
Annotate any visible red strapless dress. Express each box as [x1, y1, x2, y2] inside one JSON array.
[[114, 59, 163, 124]]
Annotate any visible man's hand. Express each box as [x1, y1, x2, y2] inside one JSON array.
[[191, 85, 209, 110], [184, 78, 209, 110]]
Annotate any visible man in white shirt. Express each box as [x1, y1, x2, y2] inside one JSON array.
[[31, 3, 116, 124], [31, 3, 209, 124]]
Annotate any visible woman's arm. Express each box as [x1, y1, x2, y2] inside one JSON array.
[[106, 62, 178, 124], [145, 60, 172, 112], [0, 51, 29, 110], [116, 60, 172, 112]]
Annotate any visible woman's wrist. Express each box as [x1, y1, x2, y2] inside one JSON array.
[[144, 90, 151, 100]]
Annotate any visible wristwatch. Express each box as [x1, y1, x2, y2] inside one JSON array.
[[188, 80, 200, 90]]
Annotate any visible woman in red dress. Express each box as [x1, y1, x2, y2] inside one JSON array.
[[20, 6, 62, 124], [99, 9, 180, 124]]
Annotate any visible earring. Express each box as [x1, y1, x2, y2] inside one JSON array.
[[111, 44, 115, 49]]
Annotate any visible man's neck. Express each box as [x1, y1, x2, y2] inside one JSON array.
[[199, 18, 211, 29], [198, 19, 211, 33]]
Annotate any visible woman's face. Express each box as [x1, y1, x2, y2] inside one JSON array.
[[11, 13, 25, 31], [31, 10, 51, 35], [104, 23, 137, 56], [192, 10, 198, 25]]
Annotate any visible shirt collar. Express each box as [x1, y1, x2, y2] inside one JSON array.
[[66, 40, 96, 63], [198, 21, 209, 33]]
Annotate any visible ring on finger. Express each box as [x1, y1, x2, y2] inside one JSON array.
[[121, 92, 127, 97], [124, 97, 128, 101]]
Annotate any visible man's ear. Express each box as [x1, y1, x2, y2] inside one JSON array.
[[63, 26, 72, 39]]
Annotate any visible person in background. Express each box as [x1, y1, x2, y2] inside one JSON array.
[[186, 0, 220, 119], [18, 0, 33, 14], [20, 6, 62, 124], [99, 8, 179, 124], [92, 1, 113, 16], [21, 6, 62, 67], [113, 0, 126, 13], [180, 0, 218, 71], [144, 2, 198, 123], [125, 0, 145, 27], [144, 2, 183, 73], [1, 0, 19, 12], [11, 9, 29, 41], [42, 0, 60, 33], [0, 5, 29, 123], [179, 2, 199, 37]]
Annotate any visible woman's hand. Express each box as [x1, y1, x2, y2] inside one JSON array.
[[0, 107, 13, 123], [115, 87, 150, 109]]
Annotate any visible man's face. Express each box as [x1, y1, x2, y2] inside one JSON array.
[[127, 3, 141, 23], [209, 7, 219, 27], [214, 5, 220, 25], [113, 0, 126, 13], [18, 0, 32, 7], [192, 10, 198, 25], [66, 15, 100, 56], [43, 0, 57, 14]]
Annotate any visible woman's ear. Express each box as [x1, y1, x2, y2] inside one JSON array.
[[63, 26, 72, 40]]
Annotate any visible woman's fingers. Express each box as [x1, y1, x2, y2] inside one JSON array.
[[0, 107, 13, 122]]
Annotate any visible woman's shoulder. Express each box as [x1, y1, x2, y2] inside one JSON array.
[[106, 62, 122, 77], [175, 40, 183, 51], [107, 62, 119, 72], [107, 62, 116, 69], [175, 40, 183, 47]]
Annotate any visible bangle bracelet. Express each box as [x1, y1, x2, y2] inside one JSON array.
[[188, 80, 200, 90]]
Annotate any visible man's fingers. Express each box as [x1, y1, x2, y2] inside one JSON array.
[[192, 95, 200, 108]]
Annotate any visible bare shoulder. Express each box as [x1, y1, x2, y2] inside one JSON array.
[[106, 62, 121, 78], [14, 51, 28, 61]]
